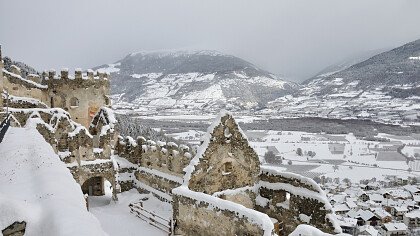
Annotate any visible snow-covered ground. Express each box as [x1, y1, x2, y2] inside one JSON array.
[[89, 189, 168, 236], [0, 126, 105, 236], [169, 127, 420, 184]]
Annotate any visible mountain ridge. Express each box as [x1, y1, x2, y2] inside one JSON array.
[[96, 50, 298, 113]]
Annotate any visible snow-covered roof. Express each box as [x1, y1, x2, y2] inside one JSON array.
[[405, 210, 420, 219], [369, 193, 384, 202], [382, 222, 408, 232], [333, 204, 350, 212], [358, 225, 378, 236], [348, 209, 376, 221], [403, 185, 420, 194], [345, 201, 357, 209], [373, 208, 391, 219], [393, 205, 408, 212]]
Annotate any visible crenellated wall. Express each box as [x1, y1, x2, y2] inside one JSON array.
[[45, 69, 110, 128], [114, 134, 193, 198], [2, 62, 110, 129]]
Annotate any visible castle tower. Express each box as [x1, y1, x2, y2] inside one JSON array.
[[46, 68, 111, 128]]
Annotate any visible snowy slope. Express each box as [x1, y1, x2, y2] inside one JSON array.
[[94, 50, 298, 113], [265, 39, 420, 124], [0, 124, 106, 236], [303, 39, 420, 96]]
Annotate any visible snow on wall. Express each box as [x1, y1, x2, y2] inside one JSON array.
[[289, 224, 334, 236], [258, 166, 342, 234], [260, 165, 325, 196], [172, 186, 274, 236], [4, 94, 48, 108], [0, 126, 106, 235], [3, 69, 48, 89]]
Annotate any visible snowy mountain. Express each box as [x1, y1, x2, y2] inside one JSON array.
[[311, 48, 389, 80], [303, 39, 420, 96], [265, 39, 420, 124], [95, 50, 298, 114]]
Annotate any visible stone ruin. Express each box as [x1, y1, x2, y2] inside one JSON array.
[[116, 110, 342, 235], [0, 45, 342, 235], [0, 46, 118, 200], [171, 112, 341, 235], [0, 45, 110, 129]]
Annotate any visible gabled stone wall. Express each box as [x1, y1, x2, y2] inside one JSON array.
[[186, 112, 261, 195]]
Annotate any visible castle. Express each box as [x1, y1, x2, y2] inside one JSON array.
[[0, 45, 342, 235]]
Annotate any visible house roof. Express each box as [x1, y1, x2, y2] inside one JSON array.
[[369, 193, 384, 202], [336, 216, 357, 227], [346, 200, 357, 209], [359, 225, 378, 236], [394, 206, 409, 212], [383, 223, 408, 232], [373, 208, 391, 219], [331, 194, 347, 203], [349, 209, 377, 221], [405, 210, 420, 219], [404, 185, 420, 194], [333, 203, 350, 212]]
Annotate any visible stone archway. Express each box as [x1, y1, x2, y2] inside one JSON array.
[[69, 163, 118, 201], [81, 176, 106, 196]]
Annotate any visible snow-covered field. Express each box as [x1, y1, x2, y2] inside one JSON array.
[[168, 126, 420, 184]]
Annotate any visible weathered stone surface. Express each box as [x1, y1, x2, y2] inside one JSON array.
[[2, 221, 26, 236], [173, 195, 265, 236], [188, 114, 260, 195]]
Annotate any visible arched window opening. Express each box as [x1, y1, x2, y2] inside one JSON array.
[[70, 97, 79, 107], [224, 161, 233, 173]]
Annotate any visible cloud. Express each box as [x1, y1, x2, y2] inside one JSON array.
[[1, 0, 420, 82]]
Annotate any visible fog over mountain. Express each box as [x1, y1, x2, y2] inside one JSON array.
[[1, 0, 420, 82], [96, 50, 298, 112]]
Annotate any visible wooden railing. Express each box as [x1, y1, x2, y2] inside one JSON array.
[[0, 112, 11, 143], [129, 202, 172, 235]]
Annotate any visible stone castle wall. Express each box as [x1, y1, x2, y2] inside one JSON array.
[[2, 65, 110, 129], [46, 69, 110, 128], [114, 135, 192, 197], [2, 69, 48, 106], [172, 187, 274, 236], [255, 167, 340, 235]]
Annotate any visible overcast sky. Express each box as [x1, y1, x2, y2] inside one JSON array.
[[1, 0, 420, 82]]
